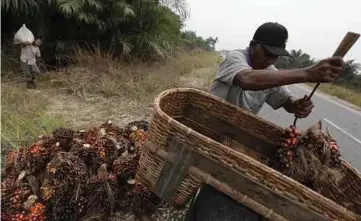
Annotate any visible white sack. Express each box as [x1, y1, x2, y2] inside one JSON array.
[[14, 24, 34, 45]]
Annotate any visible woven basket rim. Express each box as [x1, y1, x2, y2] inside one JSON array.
[[153, 87, 361, 217], [154, 87, 286, 131]]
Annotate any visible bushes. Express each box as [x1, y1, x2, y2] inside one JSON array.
[[1, 0, 218, 65]]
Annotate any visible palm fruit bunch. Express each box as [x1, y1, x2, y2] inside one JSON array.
[[113, 154, 140, 183], [39, 135, 60, 159], [127, 125, 148, 155], [1, 178, 14, 210], [45, 152, 87, 186], [52, 128, 75, 151], [298, 130, 342, 168], [9, 187, 32, 210], [276, 125, 302, 168], [83, 127, 101, 146], [83, 172, 118, 214], [1, 178, 32, 211], [3, 153, 19, 181], [125, 181, 161, 217], [25, 141, 52, 175], [129, 129, 148, 146], [4, 149, 18, 173], [46, 189, 87, 221], [4, 147, 27, 179], [71, 140, 107, 175], [100, 136, 121, 168], [276, 122, 344, 189], [95, 141, 106, 160], [75, 128, 109, 168]]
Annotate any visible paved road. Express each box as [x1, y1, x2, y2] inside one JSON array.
[[259, 84, 361, 171]]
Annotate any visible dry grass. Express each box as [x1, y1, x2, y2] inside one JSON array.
[[45, 48, 221, 103], [1, 49, 221, 151], [306, 83, 361, 108]]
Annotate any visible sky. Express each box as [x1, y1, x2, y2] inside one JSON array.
[[183, 0, 361, 63]]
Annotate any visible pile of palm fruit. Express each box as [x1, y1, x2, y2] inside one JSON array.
[[1, 120, 161, 221]]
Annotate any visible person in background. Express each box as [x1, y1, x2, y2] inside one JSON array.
[[20, 37, 42, 89], [185, 22, 344, 221]]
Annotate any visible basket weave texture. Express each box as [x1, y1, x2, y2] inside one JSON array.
[[135, 88, 361, 221]]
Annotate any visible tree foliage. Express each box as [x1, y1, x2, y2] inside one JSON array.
[[275, 49, 361, 89], [180, 31, 218, 51], [1, 0, 218, 63], [275, 49, 315, 69]]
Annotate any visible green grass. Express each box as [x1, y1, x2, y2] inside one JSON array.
[[1, 84, 66, 150], [306, 83, 361, 108]]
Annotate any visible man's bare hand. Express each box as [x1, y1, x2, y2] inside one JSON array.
[[292, 95, 314, 118], [305, 57, 344, 83]]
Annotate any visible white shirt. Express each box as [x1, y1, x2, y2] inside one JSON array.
[[20, 45, 41, 65]]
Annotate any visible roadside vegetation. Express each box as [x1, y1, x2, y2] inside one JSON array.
[[1, 48, 221, 151], [306, 83, 361, 108]]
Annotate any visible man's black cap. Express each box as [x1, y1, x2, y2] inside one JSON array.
[[252, 22, 292, 57]]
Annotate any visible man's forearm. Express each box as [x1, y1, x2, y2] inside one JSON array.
[[233, 69, 309, 91]]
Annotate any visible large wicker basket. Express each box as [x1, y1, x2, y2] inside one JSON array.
[[135, 88, 361, 221]]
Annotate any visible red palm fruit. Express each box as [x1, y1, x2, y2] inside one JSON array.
[[25, 142, 51, 175], [10, 211, 27, 221], [113, 154, 140, 182], [291, 138, 297, 146], [5, 150, 17, 171], [27, 203, 46, 221], [286, 139, 291, 145]]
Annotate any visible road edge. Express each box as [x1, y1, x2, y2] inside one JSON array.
[[297, 84, 361, 112]]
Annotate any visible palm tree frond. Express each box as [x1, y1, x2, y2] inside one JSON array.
[[59, 0, 85, 15]]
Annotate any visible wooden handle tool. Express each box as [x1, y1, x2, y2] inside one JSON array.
[[293, 32, 360, 127]]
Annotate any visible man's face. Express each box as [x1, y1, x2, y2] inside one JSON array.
[[249, 43, 279, 70], [34, 39, 42, 46]]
